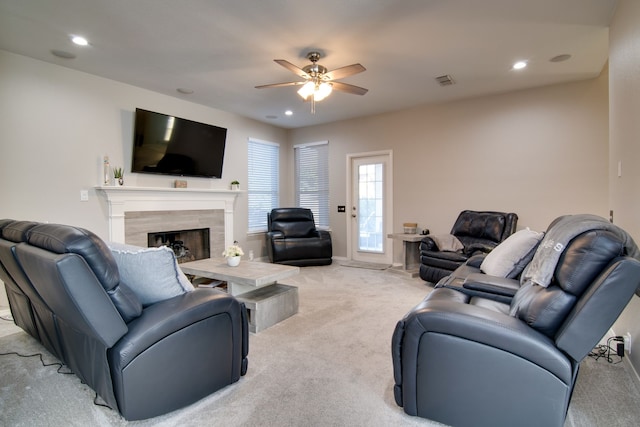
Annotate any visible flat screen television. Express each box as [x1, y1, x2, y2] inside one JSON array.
[[131, 108, 227, 178]]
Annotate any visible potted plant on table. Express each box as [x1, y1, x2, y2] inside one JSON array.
[[230, 180, 240, 190], [222, 241, 244, 267]]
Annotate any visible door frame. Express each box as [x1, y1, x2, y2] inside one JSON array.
[[346, 150, 393, 264]]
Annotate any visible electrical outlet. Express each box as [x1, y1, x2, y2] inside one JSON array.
[[80, 190, 89, 202], [625, 333, 632, 354]]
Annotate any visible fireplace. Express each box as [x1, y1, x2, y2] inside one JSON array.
[[96, 187, 239, 258], [124, 209, 224, 261], [148, 228, 210, 263]]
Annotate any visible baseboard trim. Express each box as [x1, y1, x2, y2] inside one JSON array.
[[622, 351, 640, 390]]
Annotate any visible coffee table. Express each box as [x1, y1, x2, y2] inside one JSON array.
[[180, 258, 300, 332]]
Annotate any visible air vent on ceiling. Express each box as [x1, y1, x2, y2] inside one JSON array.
[[435, 74, 455, 86]]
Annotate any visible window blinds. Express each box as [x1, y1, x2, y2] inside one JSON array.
[[248, 138, 279, 232], [294, 141, 329, 228]]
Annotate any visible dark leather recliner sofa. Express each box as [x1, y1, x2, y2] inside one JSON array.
[[0, 219, 249, 421], [392, 215, 640, 427], [419, 210, 518, 283], [266, 208, 332, 266]]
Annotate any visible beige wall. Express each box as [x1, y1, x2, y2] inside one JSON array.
[[0, 50, 288, 262], [608, 0, 640, 371], [288, 71, 609, 258]]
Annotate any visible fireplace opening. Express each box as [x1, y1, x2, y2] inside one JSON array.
[[148, 228, 210, 263]]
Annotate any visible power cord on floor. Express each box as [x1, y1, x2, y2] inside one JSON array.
[[0, 348, 115, 412], [0, 350, 74, 374], [588, 336, 625, 364], [0, 314, 14, 321]]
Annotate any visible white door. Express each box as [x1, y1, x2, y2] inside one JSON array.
[[348, 152, 393, 264]]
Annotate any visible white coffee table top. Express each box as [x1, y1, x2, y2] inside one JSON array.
[[180, 258, 300, 288]]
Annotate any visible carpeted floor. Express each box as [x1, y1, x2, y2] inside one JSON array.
[[1, 264, 639, 426], [340, 260, 391, 270]]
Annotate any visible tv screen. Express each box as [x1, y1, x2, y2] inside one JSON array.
[[131, 108, 227, 178]]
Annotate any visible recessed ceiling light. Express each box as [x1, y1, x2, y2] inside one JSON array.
[[512, 61, 527, 70], [71, 35, 89, 46], [285, 110, 293, 116], [71, 36, 89, 46], [550, 54, 572, 63], [176, 88, 194, 94]]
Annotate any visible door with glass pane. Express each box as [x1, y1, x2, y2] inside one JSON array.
[[349, 153, 392, 264]]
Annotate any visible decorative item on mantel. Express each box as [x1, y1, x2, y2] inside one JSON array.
[[222, 240, 244, 267], [103, 155, 110, 185], [230, 180, 240, 190], [174, 180, 188, 188], [113, 167, 124, 186], [403, 222, 417, 234]]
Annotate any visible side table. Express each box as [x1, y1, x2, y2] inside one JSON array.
[[387, 233, 425, 278]]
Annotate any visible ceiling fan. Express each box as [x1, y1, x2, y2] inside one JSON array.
[[255, 51, 368, 113]]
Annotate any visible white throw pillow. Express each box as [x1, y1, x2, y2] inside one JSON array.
[[108, 242, 194, 306], [480, 228, 544, 278]]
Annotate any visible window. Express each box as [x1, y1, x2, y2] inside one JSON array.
[[294, 141, 329, 228], [248, 138, 279, 232]]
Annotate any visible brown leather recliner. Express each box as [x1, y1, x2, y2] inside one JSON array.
[[419, 210, 518, 283]]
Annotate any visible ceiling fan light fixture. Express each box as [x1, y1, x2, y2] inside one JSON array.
[[297, 81, 315, 100], [314, 82, 333, 101], [297, 81, 333, 102], [259, 51, 367, 114]]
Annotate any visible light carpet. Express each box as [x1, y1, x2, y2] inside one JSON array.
[[1, 264, 640, 427], [340, 260, 391, 270]]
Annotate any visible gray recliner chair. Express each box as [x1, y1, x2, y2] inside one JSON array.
[[392, 216, 640, 427]]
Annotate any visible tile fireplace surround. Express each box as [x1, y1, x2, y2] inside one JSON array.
[[96, 186, 240, 252]]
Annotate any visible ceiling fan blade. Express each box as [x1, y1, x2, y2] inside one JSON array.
[[325, 63, 366, 80], [331, 81, 369, 96], [274, 59, 309, 78], [255, 81, 305, 89]]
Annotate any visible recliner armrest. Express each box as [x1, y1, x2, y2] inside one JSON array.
[[419, 236, 437, 252], [266, 231, 285, 240], [462, 279, 518, 297], [465, 254, 486, 268], [317, 230, 331, 240], [463, 273, 520, 297], [111, 289, 247, 370], [464, 242, 497, 255], [396, 288, 572, 383]]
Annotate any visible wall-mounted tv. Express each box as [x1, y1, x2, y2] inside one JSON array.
[[131, 108, 227, 178]]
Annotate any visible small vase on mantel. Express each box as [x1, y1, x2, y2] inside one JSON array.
[[226, 256, 241, 267], [113, 167, 124, 187]]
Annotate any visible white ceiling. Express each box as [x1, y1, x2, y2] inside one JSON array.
[[0, 0, 617, 129]]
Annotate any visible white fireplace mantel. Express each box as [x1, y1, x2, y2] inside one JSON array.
[[96, 186, 240, 247]]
